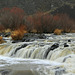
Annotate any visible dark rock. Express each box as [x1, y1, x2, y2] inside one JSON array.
[[22, 38, 30, 42], [22, 33, 46, 42], [12, 33, 46, 43], [44, 43, 59, 58], [14, 44, 28, 54], [0, 70, 11, 75], [63, 56, 71, 62], [38, 34, 46, 39], [12, 41, 17, 43], [68, 39, 71, 42], [55, 68, 65, 75], [25, 39, 30, 42], [22, 38, 26, 42], [12, 40, 21, 43], [0, 32, 5, 37], [50, 43, 59, 50], [4, 32, 11, 37], [64, 43, 69, 47]]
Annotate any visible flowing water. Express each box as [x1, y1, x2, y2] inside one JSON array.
[[0, 33, 75, 75]]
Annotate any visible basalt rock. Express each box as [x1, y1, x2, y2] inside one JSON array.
[[64, 43, 69, 47], [14, 44, 28, 54], [22, 33, 46, 42], [4, 32, 11, 37], [44, 43, 59, 58], [12, 40, 22, 43], [50, 43, 59, 50], [68, 39, 71, 42]]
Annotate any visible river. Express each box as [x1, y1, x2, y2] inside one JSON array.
[[0, 33, 75, 75]]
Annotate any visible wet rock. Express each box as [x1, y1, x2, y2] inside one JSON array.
[[64, 43, 69, 47], [38, 34, 46, 39], [0, 70, 11, 75], [55, 68, 65, 75], [14, 44, 28, 54], [68, 39, 71, 42], [22, 33, 46, 42], [50, 43, 59, 50], [0, 32, 5, 37], [63, 56, 71, 62], [22, 38, 29, 42], [44, 43, 59, 58], [4, 32, 11, 37], [12, 33, 46, 43], [12, 40, 21, 43]]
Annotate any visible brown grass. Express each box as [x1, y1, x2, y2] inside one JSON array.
[[0, 36, 3, 41], [11, 26, 27, 40], [0, 36, 6, 44], [11, 30, 23, 40], [54, 29, 63, 35], [4, 29, 11, 33]]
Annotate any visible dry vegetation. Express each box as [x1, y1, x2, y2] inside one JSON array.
[[11, 25, 27, 40], [0, 36, 5, 44], [0, 7, 74, 38], [54, 29, 63, 35], [11, 30, 24, 40]]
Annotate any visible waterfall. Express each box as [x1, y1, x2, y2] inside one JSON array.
[[0, 56, 65, 75], [0, 41, 75, 61], [0, 33, 75, 75]]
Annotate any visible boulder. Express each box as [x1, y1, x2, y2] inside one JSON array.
[[64, 43, 69, 47]]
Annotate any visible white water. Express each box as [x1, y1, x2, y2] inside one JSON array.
[[0, 33, 75, 75]]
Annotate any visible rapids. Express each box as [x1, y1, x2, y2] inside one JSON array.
[[0, 33, 75, 75]]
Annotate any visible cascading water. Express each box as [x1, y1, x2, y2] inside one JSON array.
[[0, 33, 75, 75]]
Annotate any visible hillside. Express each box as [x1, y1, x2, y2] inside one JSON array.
[[0, 0, 75, 15]]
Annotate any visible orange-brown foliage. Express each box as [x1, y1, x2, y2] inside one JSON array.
[[0, 36, 3, 41], [0, 8, 75, 33], [11, 25, 27, 40], [4, 29, 11, 33], [0, 36, 5, 44], [19, 25, 27, 33], [11, 30, 24, 40], [54, 29, 63, 35]]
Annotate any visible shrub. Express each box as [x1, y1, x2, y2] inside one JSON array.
[[0, 36, 3, 41], [4, 29, 11, 33], [11, 30, 24, 40], [10, 7, 25, 29], [31, 29, 37, 33], [0, 25, 5, 32], [32, 12, 53, 33], [11, 25, 27, 40], [18, 25, 27, 33], [26, 16, 34, 32], [0, 36, 5, 44], [53, 14, 75, 32], [0, 7, 26, 30], [54, 29, 63, 35]]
